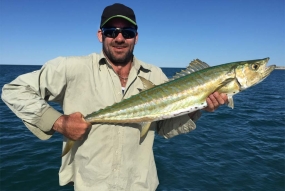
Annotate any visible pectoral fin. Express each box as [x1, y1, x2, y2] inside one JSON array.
[[61, 139, 75, 157], [216, 78, 235, 91], [227, 96, 234, 109]]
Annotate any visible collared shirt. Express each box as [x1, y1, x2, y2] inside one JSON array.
[[1, 52, 200, 191]]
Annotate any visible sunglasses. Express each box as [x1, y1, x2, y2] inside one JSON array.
[[101, 27, 137, 39]]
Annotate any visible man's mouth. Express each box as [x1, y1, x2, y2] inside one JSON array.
[[113, 46, 127, 49]]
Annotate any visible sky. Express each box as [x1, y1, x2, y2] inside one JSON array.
[[0, 0, 284, 67]]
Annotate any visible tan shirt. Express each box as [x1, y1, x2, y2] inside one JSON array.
[[1, 52, 200, 191]]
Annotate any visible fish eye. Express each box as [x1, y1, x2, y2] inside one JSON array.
[[251, 64, 259, 70]]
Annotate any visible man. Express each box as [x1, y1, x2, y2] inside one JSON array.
[[1, 3, 227, 191]]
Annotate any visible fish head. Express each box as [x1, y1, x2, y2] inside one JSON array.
[[234, 57, 276, 91]]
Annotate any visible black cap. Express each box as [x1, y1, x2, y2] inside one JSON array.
[[100, 3, 137, 29]]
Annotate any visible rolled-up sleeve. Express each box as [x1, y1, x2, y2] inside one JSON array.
[[156, 110, 201, 138], [1, 57, 67, 140]]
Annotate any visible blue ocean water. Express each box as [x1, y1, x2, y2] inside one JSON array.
[[0, 65, 284, 191]]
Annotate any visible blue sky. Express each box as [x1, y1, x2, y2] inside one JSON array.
[[0, 0, 284, 67]]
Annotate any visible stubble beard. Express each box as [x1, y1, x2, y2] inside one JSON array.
[[103, 42, 134, 66]]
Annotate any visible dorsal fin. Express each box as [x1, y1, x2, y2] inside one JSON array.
[[138, 76, 156, 92], [169, 59, 210, 81]]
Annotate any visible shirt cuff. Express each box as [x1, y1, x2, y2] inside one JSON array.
[[36, 107, 63, 132]]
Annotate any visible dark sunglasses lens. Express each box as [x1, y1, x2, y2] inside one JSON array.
[[103, 29, 115, 38], [121, 29, 136, 39], [102, 28, 136, 39]]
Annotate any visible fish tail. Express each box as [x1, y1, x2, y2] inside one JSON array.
[[61, 139, 75, 157]]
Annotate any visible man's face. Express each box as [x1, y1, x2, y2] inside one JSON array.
[[98, 18, 138, 65]]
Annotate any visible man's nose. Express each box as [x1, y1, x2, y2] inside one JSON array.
[[114, 32, 125, 42]]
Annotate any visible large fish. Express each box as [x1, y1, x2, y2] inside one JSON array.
[[62, 57, 275, 157]]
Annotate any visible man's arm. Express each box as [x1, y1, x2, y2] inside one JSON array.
[[1, 57, 89, 140]]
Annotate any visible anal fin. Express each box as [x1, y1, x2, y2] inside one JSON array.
[[140, 122, 152, 137]]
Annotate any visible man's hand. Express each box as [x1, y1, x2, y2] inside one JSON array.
[[52, 112, 91, 140], [204, 92, 228, 112]]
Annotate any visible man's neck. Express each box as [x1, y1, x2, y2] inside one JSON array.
[[111, 62, 132, 76], [105, 57, 133, 88]]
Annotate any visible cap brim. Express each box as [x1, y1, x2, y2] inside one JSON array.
[[101, 15, 137, 28]]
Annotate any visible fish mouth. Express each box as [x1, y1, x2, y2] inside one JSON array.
[[259, 57, 275, 80], [262, 64, 276, 79], [250, 58, 276, 87]]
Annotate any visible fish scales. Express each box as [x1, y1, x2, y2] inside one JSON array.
[[85, 62, 236, 123]]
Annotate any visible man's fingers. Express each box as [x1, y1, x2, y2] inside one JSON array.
[[204, 92, 228, 112], [205, 97, 215, 112], [58, 112, 91, 141], [81, 115, 92, 128], [209, 94, 219, 108], [220, 93, 229, 104], [213, 92, 225, 105]]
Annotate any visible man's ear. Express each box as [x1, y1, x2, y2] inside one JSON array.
[[97, 29, 103, 43], [135, 32, 138, 44]]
